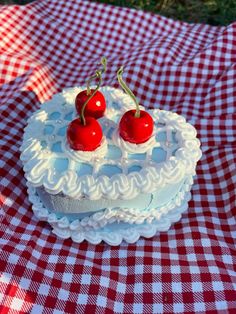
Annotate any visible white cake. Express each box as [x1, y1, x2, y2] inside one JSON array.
[[20, 86, 202, 245]]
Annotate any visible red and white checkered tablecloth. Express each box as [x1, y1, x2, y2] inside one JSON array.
[[0, 0, 236, 313]]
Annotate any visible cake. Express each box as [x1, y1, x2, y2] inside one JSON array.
[[20, 85, 202, 245]]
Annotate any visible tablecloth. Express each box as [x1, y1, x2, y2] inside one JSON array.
[[0, 0, 236, 313]]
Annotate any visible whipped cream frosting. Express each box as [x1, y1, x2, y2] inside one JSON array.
[[112, 128, 157, 155], [20, 86, 202, 201], [62, 136, 108, 162]]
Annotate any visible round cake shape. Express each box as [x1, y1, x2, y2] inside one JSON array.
[[20, 86, 202, 244]]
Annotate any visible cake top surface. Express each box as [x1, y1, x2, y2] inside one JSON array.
[[20, 86, 202, 200]]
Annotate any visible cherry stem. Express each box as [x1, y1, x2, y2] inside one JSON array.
[[117, 66, 140, 118], [81, 57, 107, 125], [86, 57, 107, 95]]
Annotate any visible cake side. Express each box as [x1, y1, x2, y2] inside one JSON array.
[[35, 177, 186, 215], [27, 176, 193, 245]]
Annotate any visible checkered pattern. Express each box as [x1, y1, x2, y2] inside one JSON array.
[[0, 0, 236, 312]]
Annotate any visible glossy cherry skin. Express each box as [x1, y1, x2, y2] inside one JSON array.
[[75, 89, 106, 119], [67, 117, 103, 151], [119, 109, 154, 144]]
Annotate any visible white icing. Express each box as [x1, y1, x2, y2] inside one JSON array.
[[20, 86, 202, 201], [62, 136, 108, 162]]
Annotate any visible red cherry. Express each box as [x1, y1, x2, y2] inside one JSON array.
[[119, 109, 154, 144], [67, 116, 103, 151], [75, 89, 106, 119]]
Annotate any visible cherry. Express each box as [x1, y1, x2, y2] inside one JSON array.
[[66, 57, 106, 151], [119, 109, 154, 144], [67, 117, 103, 151], [75, 56, 107, 119], [117, 66, 154, 144], [75, 89, 106, 119]]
